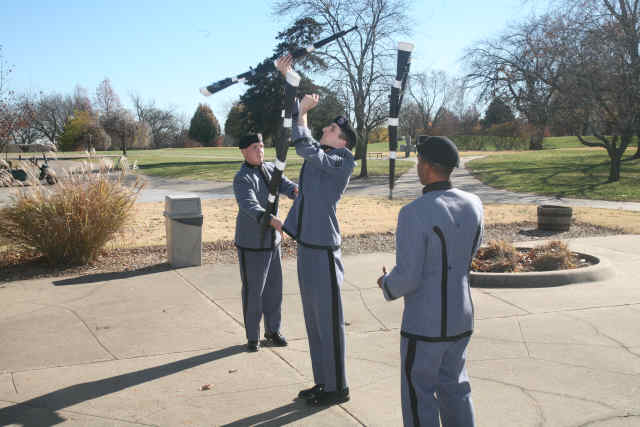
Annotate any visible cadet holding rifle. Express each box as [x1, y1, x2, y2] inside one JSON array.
[[275, 55, 356, 406], [233, 133, 298, 352]]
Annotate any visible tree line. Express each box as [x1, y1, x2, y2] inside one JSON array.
[[3, 0, 639, 181], [0, 47, 227, 154], [465, 0, 640, 181]]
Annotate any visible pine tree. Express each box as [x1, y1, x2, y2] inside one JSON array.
[[188, 103, 220, 146]]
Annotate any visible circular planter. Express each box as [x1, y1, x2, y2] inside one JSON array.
[[538, 205, 572, 231], [470, 251, 614, 288]]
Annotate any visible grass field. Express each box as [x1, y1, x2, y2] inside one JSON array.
[[467, 147, 640, 201], [119, 146, 414, 182]]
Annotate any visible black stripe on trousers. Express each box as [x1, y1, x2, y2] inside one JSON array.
[[405, 337, 420, 427], [239, 249, 249, 332], [327, 250, 345, 391]]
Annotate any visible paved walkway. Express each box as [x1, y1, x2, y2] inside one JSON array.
[[1, 235, 640, 425]]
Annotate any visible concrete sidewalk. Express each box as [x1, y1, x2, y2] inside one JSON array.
[[2, 235, 640, 426]]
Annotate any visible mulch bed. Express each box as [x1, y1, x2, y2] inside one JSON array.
[[0, 221, 627, 283]]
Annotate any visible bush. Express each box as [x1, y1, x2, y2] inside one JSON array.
[[526, 240, 575, 271], [0, 168, 143, 265], [472, 240, 521, 272], [452, 135, 529, 151], [472, 239, 577, 272]]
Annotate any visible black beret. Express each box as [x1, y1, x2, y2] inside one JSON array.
[[333, 116, 356, 149], [417, 136, 459, 168], [238, 133, 263, 149]]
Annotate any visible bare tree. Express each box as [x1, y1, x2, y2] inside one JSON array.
[[130, 93, 180, 148], [552, 1, 640, 179], [21, 92, 74, 146], [398, 101, 423, 143], [274, 0, 412, 177], [94, 78, 121, 114], [464, 15, 565, 150], [0, 45, 22, 153], [409, 70, 457, 135], [101, 109, 136, 154]]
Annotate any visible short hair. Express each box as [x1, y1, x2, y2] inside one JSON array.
[[418, 154, 454, 178]]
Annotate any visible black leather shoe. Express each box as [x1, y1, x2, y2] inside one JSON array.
[[306, 388, 350, 406], [298, 384, 324, 400], [247, 340, 260, 352], [264, 331, 288, 347]]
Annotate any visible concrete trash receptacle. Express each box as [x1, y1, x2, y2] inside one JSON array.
[[164, 195, 203, 267]]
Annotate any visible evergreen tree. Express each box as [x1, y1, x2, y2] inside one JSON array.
[[482, 97, 515, 128], [188, 103, 220, 146]]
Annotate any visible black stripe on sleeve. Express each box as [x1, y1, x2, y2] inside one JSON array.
[[433, 226, 448, 338]]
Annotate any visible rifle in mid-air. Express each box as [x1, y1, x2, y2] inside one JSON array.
[[199, 26, 358, 96], [198, 26, 358, 245], [388, 42, 414, 200]]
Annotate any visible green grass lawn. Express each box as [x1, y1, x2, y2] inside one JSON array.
[[467, 147, 640, 201], [99, 146, 414, 182], [543, 136, 640, 149]]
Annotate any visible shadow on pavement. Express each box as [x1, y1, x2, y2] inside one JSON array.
[[0, 345, 246, 427], [53, 263, 173, 286], [220, 400, 327, 427]]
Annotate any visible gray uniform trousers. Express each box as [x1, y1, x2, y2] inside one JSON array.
[[401, 335, 474, 427], [237, 246, 283, 342], [297, 244, 348, 393]]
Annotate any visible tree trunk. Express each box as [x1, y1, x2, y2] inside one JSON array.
[[359, 153, 368, 178], [634, 135, 640, 159], [358, 131, 368, 178], [529, 128, 544, 150], [609, 154, 621, 182]]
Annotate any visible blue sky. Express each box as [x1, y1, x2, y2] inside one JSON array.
[[1, 0, 542, 124]]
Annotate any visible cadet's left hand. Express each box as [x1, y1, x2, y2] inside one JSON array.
[[377, 266, 387, 288], [292, 186, 299, 198]]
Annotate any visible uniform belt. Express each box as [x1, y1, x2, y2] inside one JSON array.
[[235, 243, 281, 252], [401, 330, 472, 342]]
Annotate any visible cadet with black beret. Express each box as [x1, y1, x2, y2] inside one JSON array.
[[234, 133, 298, 352], [276, 54, 356, 406], [377, 135, 483, 426]]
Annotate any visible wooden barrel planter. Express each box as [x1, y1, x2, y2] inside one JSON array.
[[537, 205, 572, 231]]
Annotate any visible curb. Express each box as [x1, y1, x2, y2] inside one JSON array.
[[470, 252, 615, 288]]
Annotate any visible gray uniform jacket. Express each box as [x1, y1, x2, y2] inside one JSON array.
[[283, 126, 356, 248], [234, 162, 298, 250], [382, 182, 484, 340]]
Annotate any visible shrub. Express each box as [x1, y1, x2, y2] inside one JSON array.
[[0, 167, 143, 265], [526, 240, 575, 271], [472, 239, 577, 272], [472, 240, 521, 272], [452, 135, 528, 151]]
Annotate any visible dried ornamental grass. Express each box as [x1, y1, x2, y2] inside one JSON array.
[[472, 239, 578, 272], [0, 166, 144, 266], [472, 240, 521, 272], [526, 240, 576, 271]]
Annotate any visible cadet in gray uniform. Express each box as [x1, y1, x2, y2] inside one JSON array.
[[276, 50, 357, 407], [233, 133, 298, 352], [377, 136, 483, 427]]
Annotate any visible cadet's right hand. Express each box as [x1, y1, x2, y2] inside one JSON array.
[[275, 54, 293, 78], [299, 94, 319, 115], [270, 216, 283, 232]]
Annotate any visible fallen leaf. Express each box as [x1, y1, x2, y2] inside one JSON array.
[[228, 369, 238, 374], [200, 384, 212, 391]]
